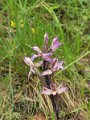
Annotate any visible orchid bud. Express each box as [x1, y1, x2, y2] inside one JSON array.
[[44, 33, 49, 45], [50, 37, 61, 51]]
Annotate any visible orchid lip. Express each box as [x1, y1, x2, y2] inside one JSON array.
[[41, 83, 67, 95]]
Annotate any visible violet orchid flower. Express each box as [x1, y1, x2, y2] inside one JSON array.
[[50, 37, 62, 52], [24, 57, 42, 78], [41, 58, 64, 76], [32, 46, 53, 62], [42, 82, 67, 96], [31, 54, 39, 61], [51, 58, 64, 71], [44, 33, 61, 52]]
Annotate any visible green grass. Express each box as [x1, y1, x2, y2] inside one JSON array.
[[0, 0, 90, 119]]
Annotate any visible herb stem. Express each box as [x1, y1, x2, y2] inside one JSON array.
[[43, 60, 60, 120]]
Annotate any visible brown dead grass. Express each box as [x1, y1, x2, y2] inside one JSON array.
[[34, 113, 47, 120]]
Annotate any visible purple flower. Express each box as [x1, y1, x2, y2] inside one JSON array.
[[24, 33, 64, 78], [24, 57, 41, 78], [51, 58, 64, 71], [42, 53, 53, 62], [31, 54, 39, 61], [41, 58, 64, 76], [41, 82, 67, 96], [32, 46, 53, 62], [24, 57, 35, 67], [33, 46, 42, 54], [50, 37, 61, 52]]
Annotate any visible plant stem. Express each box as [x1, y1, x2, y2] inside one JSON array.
[[50, 95, 60, 120], [43, 60, 60, 120]]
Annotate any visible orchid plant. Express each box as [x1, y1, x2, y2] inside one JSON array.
[[24, 33, 67, 120], [24, 33, 64, 77]]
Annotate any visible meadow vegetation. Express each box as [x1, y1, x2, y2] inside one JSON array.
[[0, 0, 90, 120]]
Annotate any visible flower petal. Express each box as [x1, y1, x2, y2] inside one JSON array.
[[52, 60, 64, 71], [42, 53, 53, 62], [50, 58, 58, 68], [57, 87, 67, 94], [31, 54, 39, 61], [52, 91, 57, 96], [50, 37, 61, 51], [51, 60, 59, 71], [41, 87, 52, 95], [50, 82, 57, 91], [33, 46, 42, 54], [24, 57, 34, 67], [41, 70, 52, 76], [28, 67, 35, 79], [35, 61, 43, 67], [30, 67, 35, 73], [58, 61, 64, 70], [24, 57, 41, 77]]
